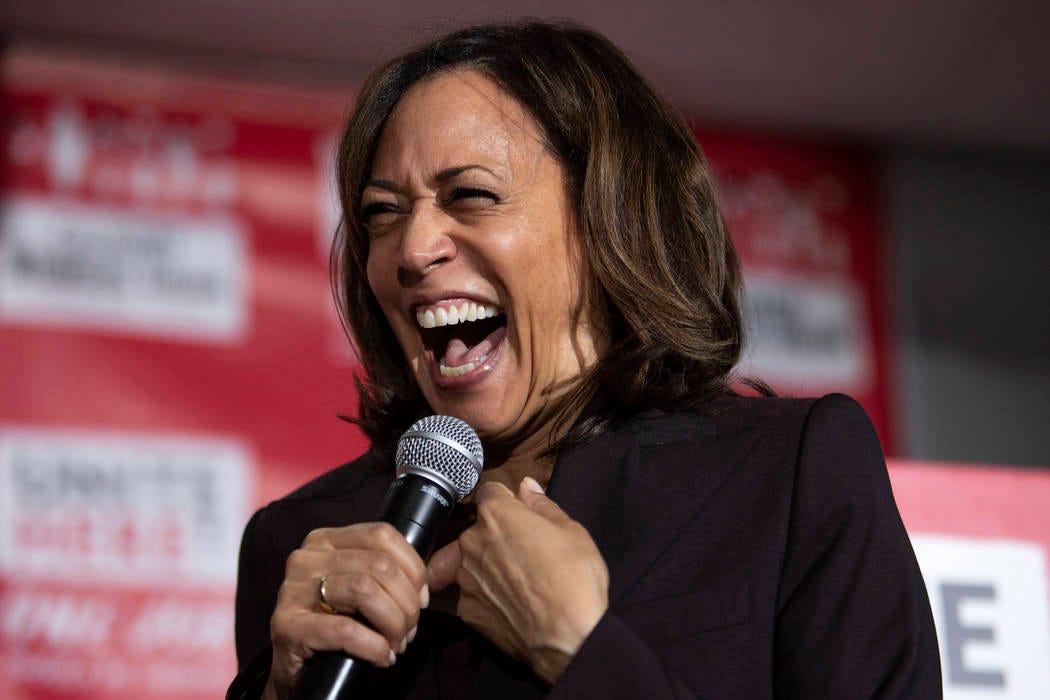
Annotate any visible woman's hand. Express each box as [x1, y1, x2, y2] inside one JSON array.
[[264, 522, 429, 700], [428, 477, 610, 685]]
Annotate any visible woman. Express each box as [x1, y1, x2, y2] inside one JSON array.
[[229, 21, 941, 699]]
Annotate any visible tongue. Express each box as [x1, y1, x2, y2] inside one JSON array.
[[442, 326, 506, 368]]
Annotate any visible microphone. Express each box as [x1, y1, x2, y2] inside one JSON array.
[[291, 415, 484, 699]]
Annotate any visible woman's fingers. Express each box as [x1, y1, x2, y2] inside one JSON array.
[[449, 477, 610, 685], [301, 523, 428, 589], [267, 521, 432, 691], [289, 524, 428, 616], [328, 549, 426, 618], [516, 476, 571, 522], [271, 602, 396, 668], [318, 570, 419, 647], [427, 540, 461, 592], [275, 571, 413, 655]]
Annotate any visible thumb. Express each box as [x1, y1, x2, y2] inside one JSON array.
[[427, 539, 461, 592], [517, 476, 568, 522]]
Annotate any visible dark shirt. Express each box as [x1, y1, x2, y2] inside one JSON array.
[[229, 394, 943, 699]]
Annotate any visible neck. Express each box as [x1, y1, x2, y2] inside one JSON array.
[[473, 386, 595, 495], [472, 431, 557, 497]]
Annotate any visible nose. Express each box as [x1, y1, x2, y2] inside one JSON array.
[[396, 203, 456, 278]]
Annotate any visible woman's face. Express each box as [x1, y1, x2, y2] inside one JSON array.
[[364, 69, 604, 445]]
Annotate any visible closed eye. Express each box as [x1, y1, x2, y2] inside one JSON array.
[[443, 187, 499, 209], [361, 201, 401, 228]]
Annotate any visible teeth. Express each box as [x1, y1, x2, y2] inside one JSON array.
[[416, 302, 501, 329], [439, 353, 489, 377]]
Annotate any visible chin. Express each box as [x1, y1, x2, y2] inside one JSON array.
[[427, 401, 499, 436]]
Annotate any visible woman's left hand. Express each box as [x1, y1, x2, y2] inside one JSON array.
[[428, 477, 609, 685]]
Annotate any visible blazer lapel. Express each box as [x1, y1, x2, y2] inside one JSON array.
[[548, 414, 759, 605]]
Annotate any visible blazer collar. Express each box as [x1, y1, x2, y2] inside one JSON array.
[[547, 412, 758, 605]]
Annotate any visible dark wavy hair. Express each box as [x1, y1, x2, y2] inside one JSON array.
[[333, 20, 760, 454]]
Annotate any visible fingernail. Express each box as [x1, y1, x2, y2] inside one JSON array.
[[522, 476, 544, 494], [398, 636, 407, 654], [407, 625, 418, 644], [420, 584, 430, 609], [387, 650, 397, 666]]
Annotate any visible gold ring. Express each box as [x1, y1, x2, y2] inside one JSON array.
[[319, 575, 338, 615]]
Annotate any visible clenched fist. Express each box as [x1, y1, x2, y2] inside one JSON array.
[[264, 522, 429, 700]]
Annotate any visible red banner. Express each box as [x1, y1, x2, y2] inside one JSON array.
[[0, 50, 362, 698], [698, 130, 890, 448]]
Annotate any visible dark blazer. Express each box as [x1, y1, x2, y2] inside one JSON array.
[[230, 394, 942, 699]]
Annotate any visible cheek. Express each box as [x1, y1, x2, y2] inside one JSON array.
[[507, 219, 573, 284], [533, 238, 584, 309], [364, 250, 407, 340], [365, 245, 396, 303]]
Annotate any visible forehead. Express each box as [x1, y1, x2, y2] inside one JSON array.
[[372, 69, 545, 175]]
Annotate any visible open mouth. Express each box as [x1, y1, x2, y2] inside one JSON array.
[[416, 302, 508, 378]]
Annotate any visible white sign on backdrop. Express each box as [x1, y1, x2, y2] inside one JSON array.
[[911, 534, 1050, 699], [740, 271, 874, 393], [0, 196, 247, 343], [0, 426, 252, 586]]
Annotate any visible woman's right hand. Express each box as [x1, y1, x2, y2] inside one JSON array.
[[263, 522, 429, 700]]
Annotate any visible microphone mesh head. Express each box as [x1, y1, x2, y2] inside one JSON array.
[[395, 415, 483, 501]]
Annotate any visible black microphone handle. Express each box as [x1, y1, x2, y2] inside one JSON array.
[[290, 473, 456, 700]]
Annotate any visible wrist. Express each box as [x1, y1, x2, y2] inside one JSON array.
[[531, 645, 574, 686], [530, 605, 605, 685]]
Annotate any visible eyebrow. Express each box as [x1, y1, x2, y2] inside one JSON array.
[[363, 164, 500, 192]]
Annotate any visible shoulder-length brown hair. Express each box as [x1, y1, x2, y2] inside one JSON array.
[[334, 20, 755, 454]]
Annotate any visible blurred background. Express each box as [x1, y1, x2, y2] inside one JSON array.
[[1, 2, 1048, 699]]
